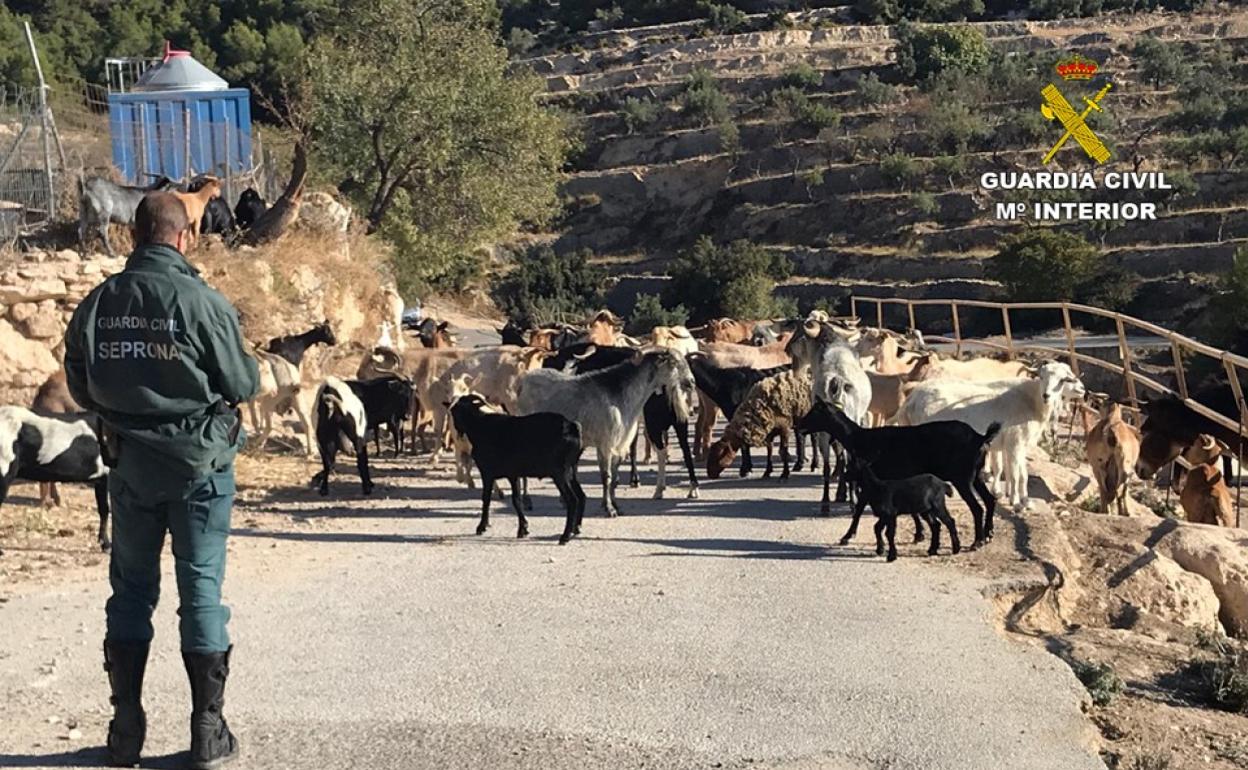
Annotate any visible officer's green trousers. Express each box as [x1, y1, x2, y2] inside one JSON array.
[[104, 466, 236, 653]]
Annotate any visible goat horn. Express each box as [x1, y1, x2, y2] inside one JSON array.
[[1201, 434, 1217, 451], [803, 321, 820, 338]]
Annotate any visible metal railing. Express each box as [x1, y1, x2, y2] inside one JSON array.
[[849, 296, 1248, 445]]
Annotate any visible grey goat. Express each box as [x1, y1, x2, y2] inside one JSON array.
[[78, 175, 175, 256]]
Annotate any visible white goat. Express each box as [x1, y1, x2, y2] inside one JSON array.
[[517, 349, 688, 516], [425, 346, 543, 462], [248, 348, 314, 456], [897, 362, 1085, 508], [785, 320, 871, 508]]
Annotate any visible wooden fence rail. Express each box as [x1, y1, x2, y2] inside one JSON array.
[[850, 296, 1247, 526]]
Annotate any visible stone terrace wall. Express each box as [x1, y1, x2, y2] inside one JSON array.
[[0, 250, 126, 406]]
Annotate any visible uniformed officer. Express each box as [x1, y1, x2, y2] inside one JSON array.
[[64, 192, 260, 769]]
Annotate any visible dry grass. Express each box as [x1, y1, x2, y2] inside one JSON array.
[[191, 229, 392, 348]]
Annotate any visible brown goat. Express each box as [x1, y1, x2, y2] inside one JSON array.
[[1081, 401, 1141, 516], [1179, 434, 1234, 527], [174, 176, 222, 247], [30, 369, 83, 507]]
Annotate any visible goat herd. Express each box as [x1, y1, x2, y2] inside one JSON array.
[[79, 173, 267, 256], [0, 309, 1240, 565]]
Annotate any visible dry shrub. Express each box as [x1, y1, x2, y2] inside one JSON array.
[[191, 229, 392, 352]]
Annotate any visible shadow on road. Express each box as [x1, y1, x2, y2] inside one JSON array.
[[0, 748, 185, 768], [592, 535, 881, 562]]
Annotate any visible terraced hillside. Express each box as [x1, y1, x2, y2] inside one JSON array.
[[520, 7, 1248, 331]]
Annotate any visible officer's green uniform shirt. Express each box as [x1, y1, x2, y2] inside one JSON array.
[[64, 243, 261, 489]]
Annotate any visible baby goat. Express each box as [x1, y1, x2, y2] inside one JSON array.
[[311, 377, 373, 496], [448, 393, 586, 544], [851, 458, 959, 562]]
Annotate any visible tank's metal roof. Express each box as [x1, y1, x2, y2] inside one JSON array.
[[133, 42, 228, 93]]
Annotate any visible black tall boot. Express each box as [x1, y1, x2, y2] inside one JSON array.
[[103, 640, 150, 768], [182, 647, 239, 769]]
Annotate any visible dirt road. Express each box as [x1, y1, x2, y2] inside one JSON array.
[[0, 450, 1103, 770]]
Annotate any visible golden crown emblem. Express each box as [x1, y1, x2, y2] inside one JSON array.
[[1056, 54, 1098, 81]]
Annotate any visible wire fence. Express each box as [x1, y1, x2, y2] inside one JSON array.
[[0, 72, 289, 238]]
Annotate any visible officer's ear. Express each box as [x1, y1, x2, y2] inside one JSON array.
[[174, 228, 189, 254]]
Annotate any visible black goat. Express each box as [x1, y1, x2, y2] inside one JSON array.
[[353, 375, 415, 457], [687, 355, 793, 477], [311, 378, 373, 496], [234, 188, 267, 231], [797, 402, 1000, 550], [448, 393, 586, 543], [200, 197, 236, 236], [498, 320, 529, 346], [265, 320, 337, 367], [0, 408, 111, 551], [852, 458, 959, 562]]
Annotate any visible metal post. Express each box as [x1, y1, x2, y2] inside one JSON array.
[[1170, 341, 1188, 399], [850, 297, 858, 320], [876, 300, 883, 329], [24, 22, 55, 218], [1115, 317, 1138, 407], [1061, 304, 1079, 376], [951, 302, 962, 359], [907, 302, 916, 333], [1001, 306, 1014, 358], [183, 105, 192, 180], [1221, 357, 1246, 528]]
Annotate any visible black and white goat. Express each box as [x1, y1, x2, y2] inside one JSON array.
[[0, 407, 111, 550], [264, 320, 337, 367], [311, 377, 373, 496], [448, 393, 586, 544], [851, 458, 959, 562]]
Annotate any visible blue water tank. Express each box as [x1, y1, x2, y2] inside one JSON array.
[[106, 44, 252, 185]]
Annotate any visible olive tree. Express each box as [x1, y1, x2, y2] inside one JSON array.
[[309, 0, 569, 292]]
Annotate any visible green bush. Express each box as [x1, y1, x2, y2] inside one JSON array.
[[1207, 246, 1248, 349], [664, 237, 792, 322], [879, 152, 922, 190], [911, 192, 940, 217], [683, 69, 732, 126], [702, 2, 748, 33], [854, 0, 984, 22], [855, 72, 900, 108], [628, 293, 689, 334], [925, 97, 989, 154], [931, 155, 968, 188], [620, 97, 660, 134], [988, 229, 1106, 302], [896, 22, 991, 85], [1134, 37, 1192, 89], [780, 61, 823, 90], [490, 245, 608, 326], [770, 86, 840, 132], [1071, 660, 1123, 707], [1190, 635, 1248, 714], [718, 121, 742, 154]]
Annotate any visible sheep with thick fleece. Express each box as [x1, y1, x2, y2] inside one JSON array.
[[897, 362, 1085, 508], [706, 370, 820, 480]]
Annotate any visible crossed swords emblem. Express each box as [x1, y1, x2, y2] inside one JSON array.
[[1040, 82, 1112, 164]]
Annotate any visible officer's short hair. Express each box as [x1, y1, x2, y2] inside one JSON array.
[[134, 192, 190, 246]]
